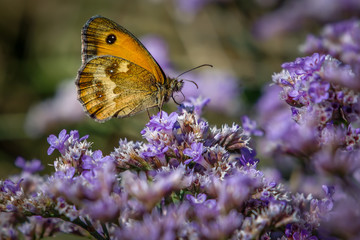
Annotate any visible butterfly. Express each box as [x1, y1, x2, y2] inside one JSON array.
[[76, 15, 184, 122]]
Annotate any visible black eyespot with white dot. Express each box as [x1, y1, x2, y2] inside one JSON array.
[[106, 34, 116, 44]]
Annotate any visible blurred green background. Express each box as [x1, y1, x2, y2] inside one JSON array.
[[0, 0, 346, 178]]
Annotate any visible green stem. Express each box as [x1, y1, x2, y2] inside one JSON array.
[[72, 217, 107, 240], [101, 222, 110, 240]]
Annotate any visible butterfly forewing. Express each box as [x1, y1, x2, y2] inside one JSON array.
[[76, 56, 160, 121], [81, 15, 166, 85]]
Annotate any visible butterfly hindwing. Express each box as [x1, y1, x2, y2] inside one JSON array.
[[76, 56, 160, 121]]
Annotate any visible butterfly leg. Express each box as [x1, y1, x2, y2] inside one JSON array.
[[158, 96, 165, 119], [159, 107, 163, 119], [146, 109, 151, 119]]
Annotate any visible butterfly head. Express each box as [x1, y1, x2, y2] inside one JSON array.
[[163, 77, 183, 102], [157, 77, 184, 106], [171, 78, 184, 93]]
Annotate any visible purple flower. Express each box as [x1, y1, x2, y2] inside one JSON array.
[[273, 53, 359, 133], [313, 148, 360, 177], [323, 56, 360, 90], [216, 173, 260, 212], [141, 144, 169, 159], [195, 210, 243, 240], [308, 81, 330, 103], [47, 129, 89, 156], [115, 203, 190, 240], [1, 179, 23, 194], [69, 130, 88, 142], [322, 185, 335, 198], [179, 97, 210, 116], [81, 155, 97, 172], [300, 34, 325, 53], [300, 19, 360, 91], [81, 150, 113, 179], [172, 120, 185, 144], [241, 116, 264, 137], [52, 161, 117, 211], [47, 129, 69, 155], [301, 19, 360, 62], [142, 111, 178, 134], [82, 150, 112, 170], [183, 142, 204, 164], [93, 150, 112, 162], [345, 125, 360, 150], [54, 167, 75, 179], [303, 53, 325, 73], [237, 148, 259, 167], [186, 193, 207, 204], [15, 157, 44, 173], [83, 197, 120, 222], [318, 196, 360, 238], [281, 53, 325, 80], [285, 224, 318, 240], [122, 167, 188, 211], [186, 193, 217, 208]]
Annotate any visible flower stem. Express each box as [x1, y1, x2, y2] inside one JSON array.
[[72, 217, 107, 240]]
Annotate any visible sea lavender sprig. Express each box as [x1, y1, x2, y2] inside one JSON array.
[[270, 52, 360, 189], [0, 97, 333, 239], [272, 53, 359, 146], [300, 18, 360, 89], [256, 19, 360, 239]]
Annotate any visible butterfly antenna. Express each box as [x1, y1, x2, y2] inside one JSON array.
[[175, 64, 213, 79], [171, 64, 212, 105], [183, 79, 199, 89]]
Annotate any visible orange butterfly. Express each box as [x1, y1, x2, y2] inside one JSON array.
[[76, 15, 184, 122]]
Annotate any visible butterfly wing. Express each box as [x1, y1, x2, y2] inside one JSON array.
[[81, 15, 166, 85], [76, 56, 160, 121]]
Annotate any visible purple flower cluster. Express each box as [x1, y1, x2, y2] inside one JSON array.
[[257, 18, 360, 239], [0, 98, 332, 239], [300, 19, 360, 90], [270, 52, 360, 172], [4, 14, 360, 240], [273, 53, 359, 131]]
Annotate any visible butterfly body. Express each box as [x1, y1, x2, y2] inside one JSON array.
[[76, 15, 183, 121]]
